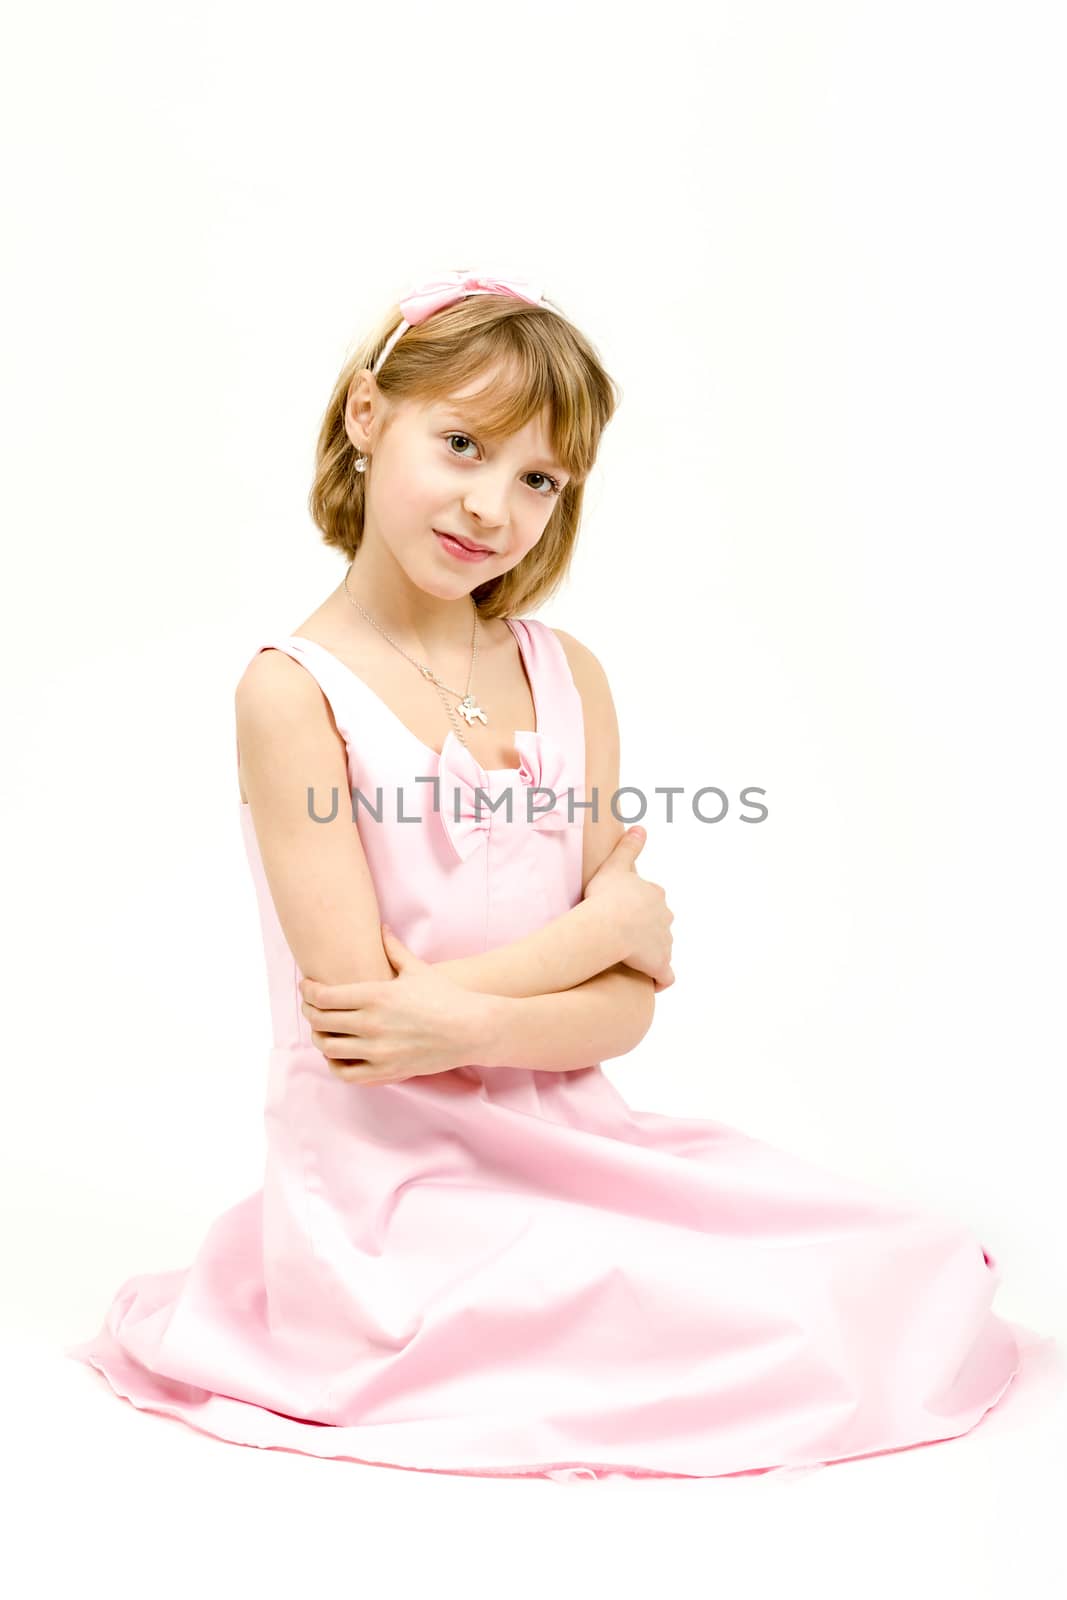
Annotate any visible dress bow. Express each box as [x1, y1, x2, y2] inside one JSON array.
[[436, 729, 579, 863]]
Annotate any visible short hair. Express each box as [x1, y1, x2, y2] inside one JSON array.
[[308, 291, 621, 618]]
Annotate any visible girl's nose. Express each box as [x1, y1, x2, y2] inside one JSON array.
[[462, 473, 511, 528]]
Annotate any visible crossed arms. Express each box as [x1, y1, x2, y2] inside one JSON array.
[[234, 628, 656, 1073]]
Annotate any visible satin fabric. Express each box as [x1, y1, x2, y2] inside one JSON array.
[[66, 618, 1022, 1479], [396, 269, 545, 326], [437, 725, 576, 861]]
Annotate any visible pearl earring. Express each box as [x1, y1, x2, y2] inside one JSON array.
[[354, 453, 368, 473]]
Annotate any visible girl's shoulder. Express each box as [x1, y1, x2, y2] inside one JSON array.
[[531, 624, 617, 719]]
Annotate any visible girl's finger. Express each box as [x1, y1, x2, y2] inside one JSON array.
[[313, 1030, 377, 1060], [303, 1001, 360, 1031], [339, 1067, 391, 1085]]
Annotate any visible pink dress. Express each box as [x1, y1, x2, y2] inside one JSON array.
[[66, 617, 1023, 1479]]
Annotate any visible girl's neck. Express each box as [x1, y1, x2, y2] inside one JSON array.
[[339, 549, 483, 656]]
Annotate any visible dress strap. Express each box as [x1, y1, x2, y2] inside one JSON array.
[[236, 637, 362, 770], [506, 616, 580, 712], [506, 617, 586, 783]]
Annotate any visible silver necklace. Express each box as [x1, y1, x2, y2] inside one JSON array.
[[342, 562, 488, 751]]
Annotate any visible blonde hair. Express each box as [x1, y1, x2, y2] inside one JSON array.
[[308, 292, 621, 619]]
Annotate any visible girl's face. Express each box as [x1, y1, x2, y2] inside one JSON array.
[[347, 368, 570, 592]]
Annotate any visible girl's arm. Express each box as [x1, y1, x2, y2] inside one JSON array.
[[237, 635, 655, 1066], [431, 896, 626, 997], [235, 639, 633, 995], [440, 628, 658, 1062], [236, 650, 397, 987], [470, 962, 655, 1071], [432, 626, 635, 998]]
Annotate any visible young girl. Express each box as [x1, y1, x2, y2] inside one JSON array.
[[66, 268, 1021, 1481]]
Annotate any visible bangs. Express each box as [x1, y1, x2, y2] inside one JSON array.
[[405, 323, 601, 482]]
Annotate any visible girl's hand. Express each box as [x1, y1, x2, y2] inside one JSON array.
[[299, 926, 486, 1086], [583, 829, 676, 992]]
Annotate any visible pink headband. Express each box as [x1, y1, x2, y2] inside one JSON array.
[[371, 268, 550, 376]]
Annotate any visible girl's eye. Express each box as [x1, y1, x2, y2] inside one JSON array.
[[446, 432, 479, 460], [445, 434, 562, 498], [525, 470, 562, 497]]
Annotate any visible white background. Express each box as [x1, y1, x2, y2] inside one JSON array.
[[3, 1, 1064, 1594]]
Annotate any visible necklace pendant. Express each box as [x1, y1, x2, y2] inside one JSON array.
[[458, 694, 488, 727]]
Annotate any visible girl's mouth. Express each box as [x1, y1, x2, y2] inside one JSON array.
[[434, 530, 494, 562]]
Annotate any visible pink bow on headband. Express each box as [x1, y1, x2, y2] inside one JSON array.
[[397, 269, 547, 325], [371, 268, 552, 377]]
